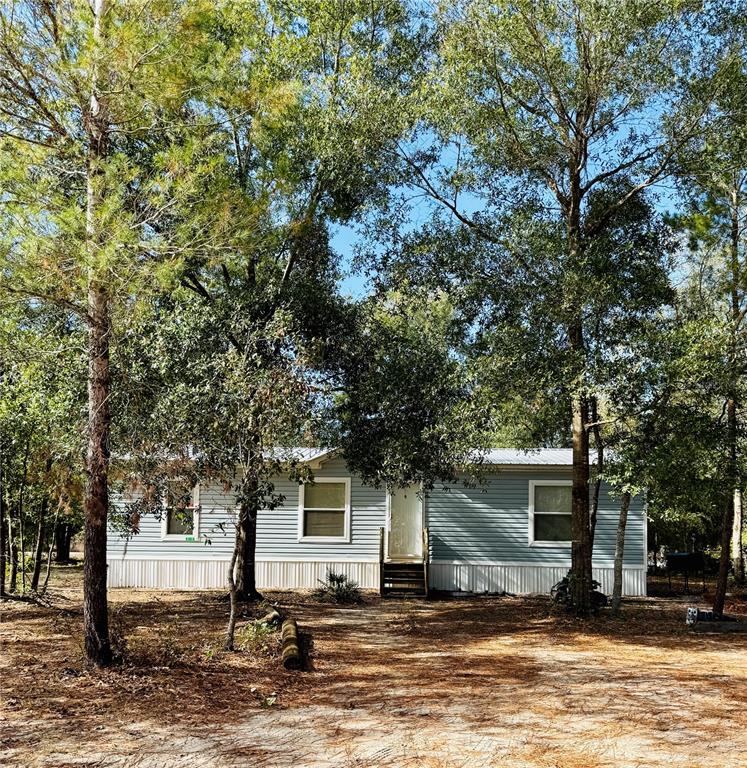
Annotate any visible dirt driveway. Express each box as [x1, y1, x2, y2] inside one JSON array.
[[2, 569, 747, 767]]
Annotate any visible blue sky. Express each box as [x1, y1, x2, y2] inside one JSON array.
[[331, 178, 684, 301], [331, 223, 367, 299]]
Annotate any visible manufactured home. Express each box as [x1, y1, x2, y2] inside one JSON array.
[[107, 448, 647, 596]]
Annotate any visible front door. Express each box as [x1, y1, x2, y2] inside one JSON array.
[[387, 486, 423, 561]]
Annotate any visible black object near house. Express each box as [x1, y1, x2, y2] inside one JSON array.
[[666, 551, 706, 593]]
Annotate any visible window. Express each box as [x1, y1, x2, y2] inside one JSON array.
[[529, 481, 572, 545], [298, 478, 351, 542], [161, 484, 200, 540]]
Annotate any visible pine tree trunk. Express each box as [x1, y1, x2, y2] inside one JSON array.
[[715, 189, 744, 611], [30, 497, 48, 592], [41, 506, 60, 594], [570, 383, 592, 616], [0, 459, 6, 598], [54, 523, 72, 563], [713, 490, 735, 619], [9, 526, 18, 593], [0, 365, 4, 596], [17, 440, 30, 595], [732, 489, 744, 585], [714, 398, 738, 618], [611, 491, 631, 612], [82, 0, 112, 666], [0, 360, 6, 598], [18, 500, 26, 595], [83, 280, 112, 664], [31, 458, 53, 591]]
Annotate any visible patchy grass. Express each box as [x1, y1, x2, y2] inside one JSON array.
[[2, 566, 747, 767]]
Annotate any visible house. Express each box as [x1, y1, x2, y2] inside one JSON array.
[[107, 448, 647, 596]]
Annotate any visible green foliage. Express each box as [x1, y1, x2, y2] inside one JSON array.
[[236, 620, 280, 656], [336, 289, 489, 488], [313, 570, 362, 603], [636, 52, 747, 550], [0, 0, 745, 599], [0, 301, 86, 593], [551, 572, 607, 611]]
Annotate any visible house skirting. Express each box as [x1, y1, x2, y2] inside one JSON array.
[[429, 561, 647, 596], [108, 557, 647, 596], [107, 558, 380, 590]]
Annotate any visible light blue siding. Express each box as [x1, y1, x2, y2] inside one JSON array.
[[108, 457, 386, 562], [255, 458, 384, 559], [427, 471, 644, 567], [108, 460, 645, 569], [107, 480, 237, 560]]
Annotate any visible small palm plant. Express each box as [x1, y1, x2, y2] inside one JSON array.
[[313, 570, 362, 603]]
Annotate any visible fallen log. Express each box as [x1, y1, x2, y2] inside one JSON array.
[[281, 618, 302, 670], [258, 609, 282, 627], [691, 620, 747, 634]]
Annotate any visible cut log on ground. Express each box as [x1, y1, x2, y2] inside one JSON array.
[[691, 620, 747, 633], [281, 618, 302, 670], [258, 609, 282, 627]]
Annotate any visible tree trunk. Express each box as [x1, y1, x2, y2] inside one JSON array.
[[54, 522, 72, 563], [82, 0, 112, 666], [18, 502, 26, 595], [224, 538, 241, 651], [18, 439, 30, 595], [611, 491, 631, 612], [714, 396, 738, 618], [0, 364, 4, 596], [31, 457, 53, 591], [570, 384, 592, 616], [0, 459, 6, 598], [234, 498, 261, 602], [41, 505, 60, 595], [732, 488, 744, 586], [83, 280, 112, 664], [713, 489, 735, 619], [715, 188, 744, 613], [566, 177, 592, 617], [9, 517, 18, 593], [589, 397, 604, 549], [30, 496, 48, 592]]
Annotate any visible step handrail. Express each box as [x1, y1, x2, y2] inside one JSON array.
[[378, 526, 385, 596], [422, 526, 430, 598]]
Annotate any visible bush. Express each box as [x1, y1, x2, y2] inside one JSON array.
[[236, 619, 279, 656], [312, 570, 362, 604], [551, 571, 608, 611]]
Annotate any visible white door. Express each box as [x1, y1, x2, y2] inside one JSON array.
[[387, 486, 423, 560]]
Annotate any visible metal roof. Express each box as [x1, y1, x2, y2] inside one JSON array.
[[480, 448, 574, 466], [280, 447, 574, 467], [265, 447, 336, 465]]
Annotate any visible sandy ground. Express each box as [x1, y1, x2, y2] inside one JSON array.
[[2, 566, 747, 767]]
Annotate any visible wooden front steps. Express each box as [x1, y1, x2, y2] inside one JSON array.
[[381, 562, 427, 596], [378, 526, 430, 597]]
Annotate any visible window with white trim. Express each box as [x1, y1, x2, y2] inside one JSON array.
[[529, 481, 572, 544], [161, 484, 200, 540], [298, 478, 350, 541]]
